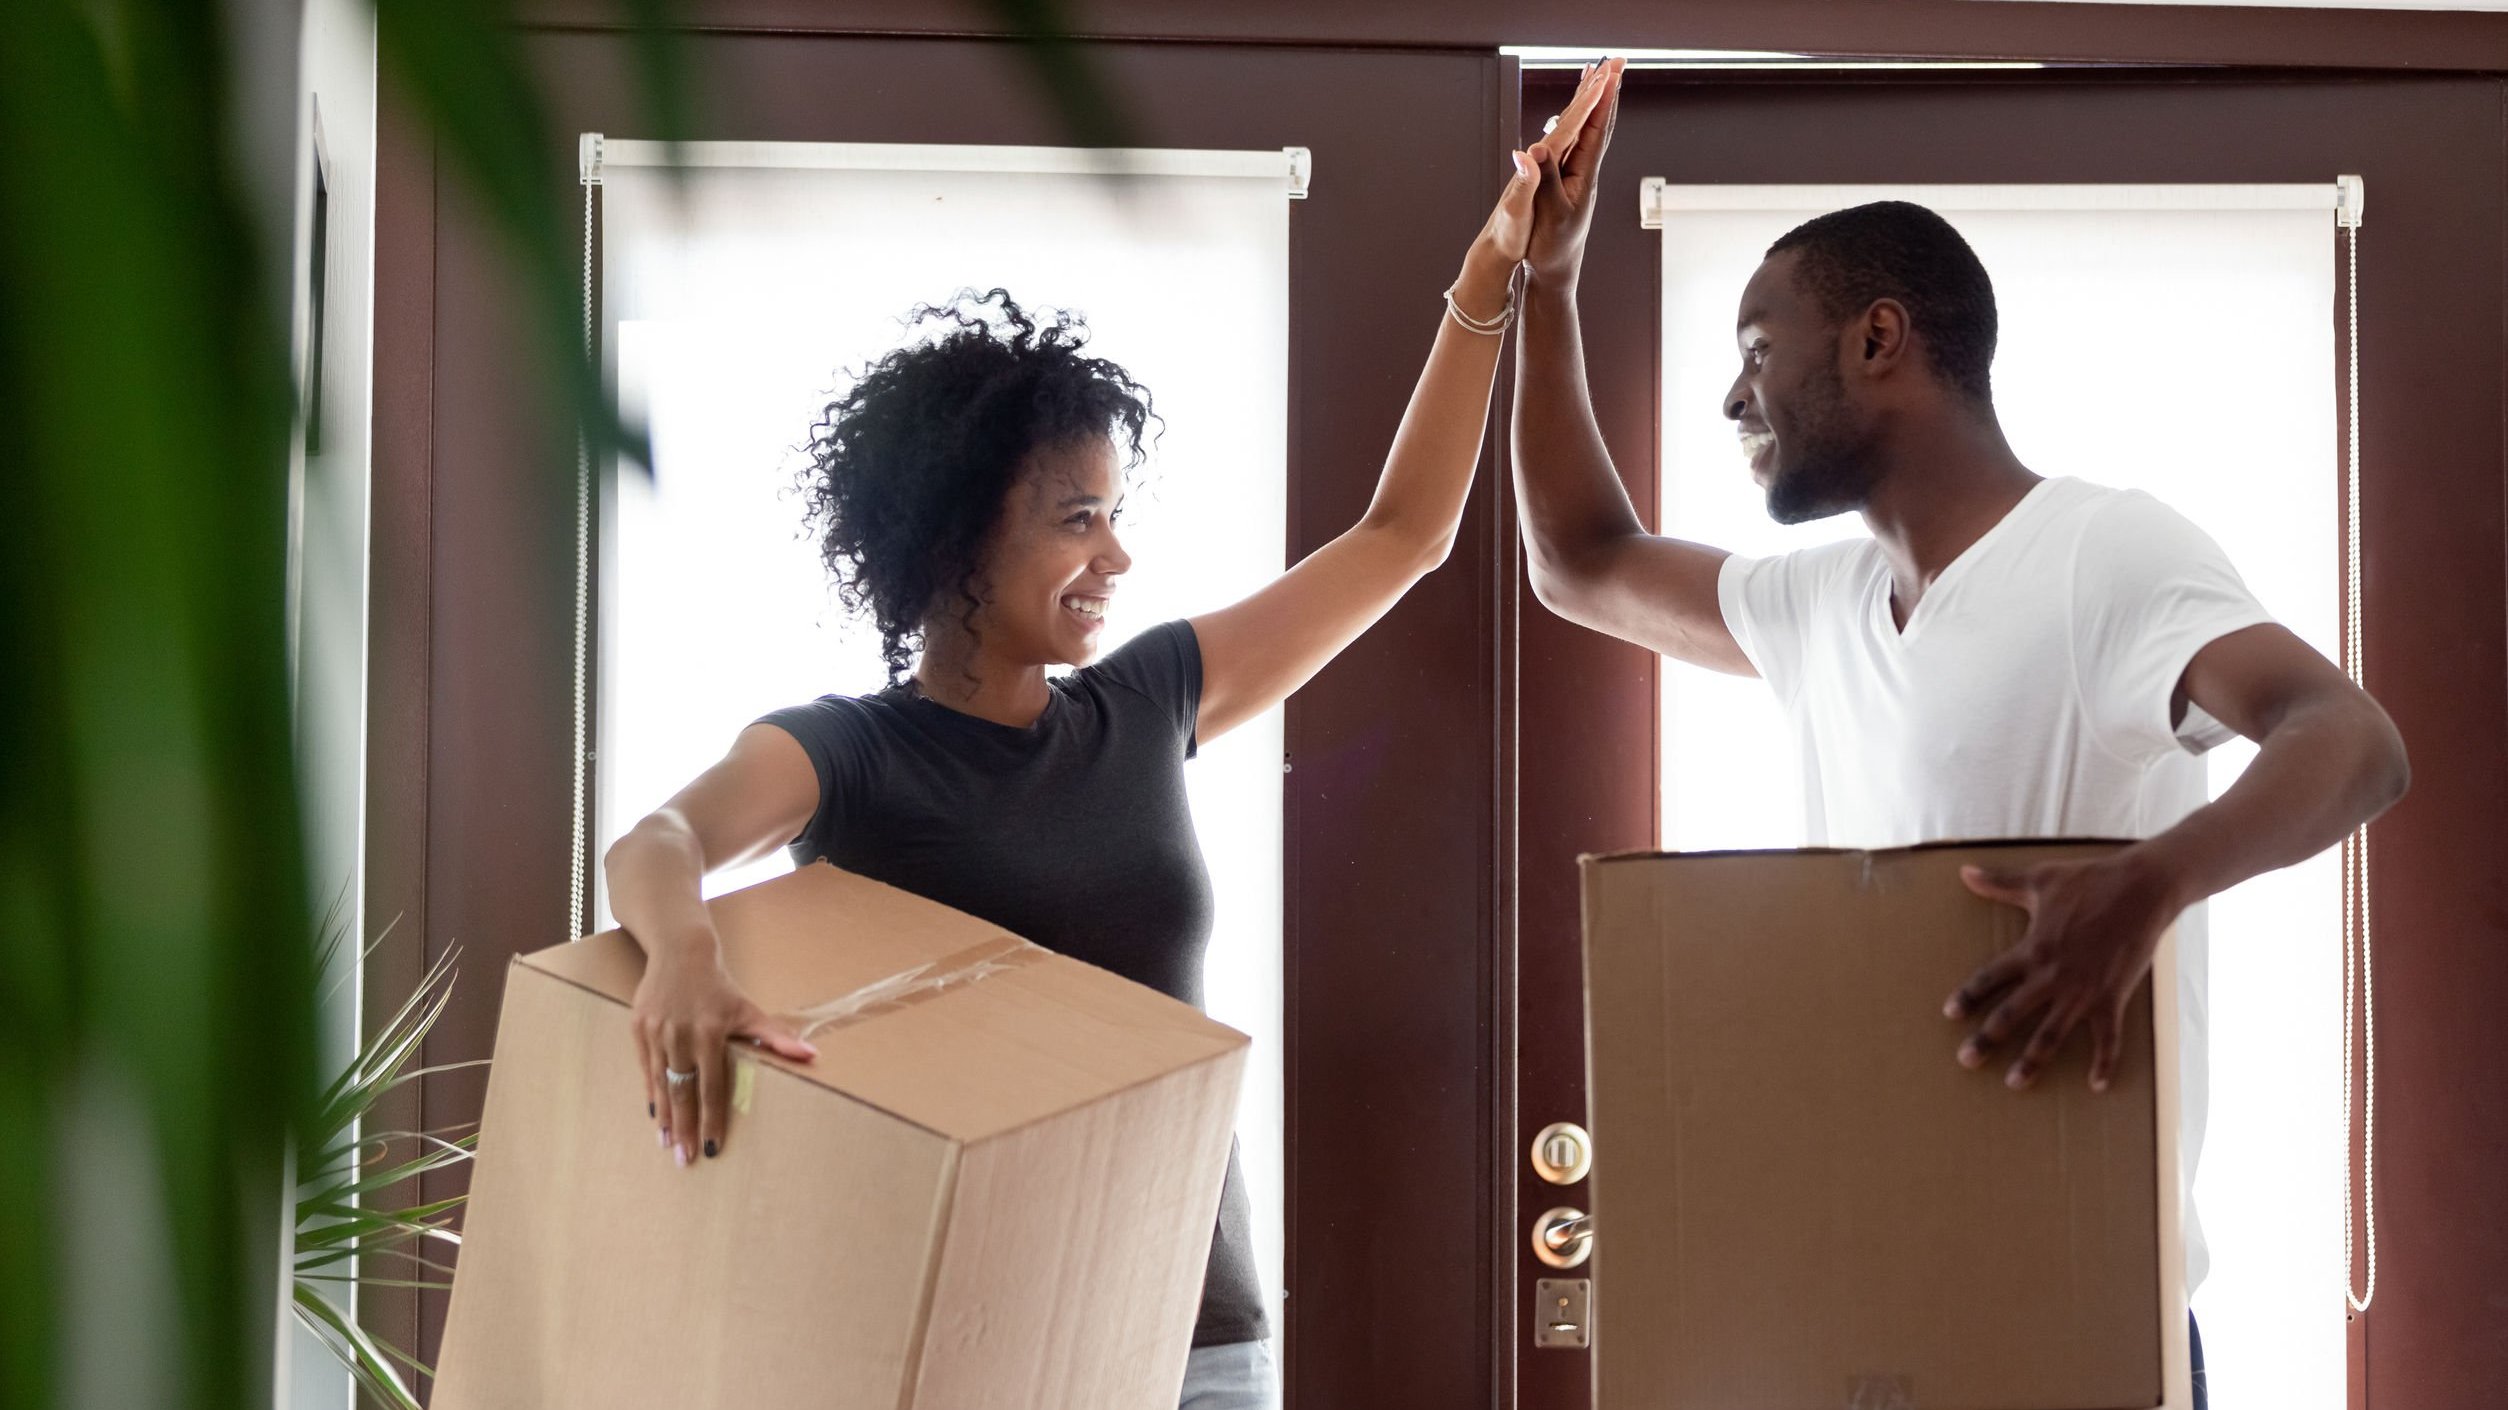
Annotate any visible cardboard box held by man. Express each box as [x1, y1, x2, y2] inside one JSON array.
[[1581, 841, 2192, 1410]]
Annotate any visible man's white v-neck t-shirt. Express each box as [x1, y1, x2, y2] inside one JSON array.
[[1717, 474, 2278, 1294]]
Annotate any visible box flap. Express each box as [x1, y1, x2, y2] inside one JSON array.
[[1581, 836, 2141, 867], [524, 863, 1247, 1142]]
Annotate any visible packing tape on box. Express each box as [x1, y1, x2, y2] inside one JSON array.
[[784, 935, 1047, 1043]]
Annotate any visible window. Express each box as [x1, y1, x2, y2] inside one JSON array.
[[588, 142, 1296, 1326]]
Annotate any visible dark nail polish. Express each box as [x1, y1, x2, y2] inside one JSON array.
[[704, 1139, 719, 1159], [648, 1102, 655, 1118]]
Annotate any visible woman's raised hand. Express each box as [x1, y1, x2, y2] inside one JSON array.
[[1478, 147, 1540, 268], [1449, 145, 1540, 325]]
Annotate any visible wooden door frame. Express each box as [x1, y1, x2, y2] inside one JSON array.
[[513, 0, 2508, 72], [1512, 64, 2508, 1410]]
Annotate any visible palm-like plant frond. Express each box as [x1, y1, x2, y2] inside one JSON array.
[[291, 930, 475, 1410]]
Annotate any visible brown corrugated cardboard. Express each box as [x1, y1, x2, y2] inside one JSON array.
[[433, 862, 1250, 1410], [1581, 842, 2190, 1410]]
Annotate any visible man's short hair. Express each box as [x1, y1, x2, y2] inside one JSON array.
[[1767, 201, 1998, 403]]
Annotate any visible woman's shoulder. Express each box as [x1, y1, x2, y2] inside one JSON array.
[[757, 686, 915, 746], [1066, 620, 1201, 755], [1072, 620, 1199, 701]]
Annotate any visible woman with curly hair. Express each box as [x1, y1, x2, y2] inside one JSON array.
[[603, 68, 1613, 1410]]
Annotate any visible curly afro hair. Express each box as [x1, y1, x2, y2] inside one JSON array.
[[799, 288, 1157, 683]]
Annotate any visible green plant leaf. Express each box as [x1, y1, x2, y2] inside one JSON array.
[[304, 1125, 477, 1182], [1, 5, 313, 1408], [297, 1193, 469, 1236], [300, 1140, 475, 1208], [297, 1273, 455, 1292], [309, 979, 457, 1142], [293, 1282, 424, 1410], [295, 1241, 458, 1278]]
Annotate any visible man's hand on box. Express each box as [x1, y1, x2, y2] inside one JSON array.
[[1942, 853, 2184, 1092], [632, 946, 818, 1169]]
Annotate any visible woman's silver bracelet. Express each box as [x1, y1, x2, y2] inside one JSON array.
[[1444, 265, 1522, 336]]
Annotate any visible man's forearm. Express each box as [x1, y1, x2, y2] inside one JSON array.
[[2130, 692, 2410, 911], [1512, 274, 1645, 582]]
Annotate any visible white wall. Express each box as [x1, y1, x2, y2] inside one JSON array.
[[282, 0, 378, 1403]]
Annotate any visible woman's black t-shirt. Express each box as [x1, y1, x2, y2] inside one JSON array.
[[757, 620, 1266, 1348]]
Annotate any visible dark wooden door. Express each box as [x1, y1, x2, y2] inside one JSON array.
[[1511, 66, 2508, 1410], [368, 30, 1526, 1409]]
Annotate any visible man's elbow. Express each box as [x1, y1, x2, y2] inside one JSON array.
[[1525, 555, 1579, 619], [2319, 686, 2412, 819], [1525, 543, 1608, 624]]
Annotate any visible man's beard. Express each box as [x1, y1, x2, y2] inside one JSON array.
[[1763, 361, 1880, 525]]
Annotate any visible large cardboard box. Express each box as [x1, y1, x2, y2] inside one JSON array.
[[434, 862, 1250, 1409], [1581, 843, 2189, 1410]]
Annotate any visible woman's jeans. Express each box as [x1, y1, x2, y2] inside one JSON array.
[[1179, 1340, 1277, 1410]]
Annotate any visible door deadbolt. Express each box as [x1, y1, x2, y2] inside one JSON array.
[[1530, 1122, 1592, 1185], [1532, 1206, 1593, 1270]]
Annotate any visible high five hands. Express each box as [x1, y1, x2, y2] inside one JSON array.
[[1526, 57, 1627, 287], [1461, 58, 1628, 318]]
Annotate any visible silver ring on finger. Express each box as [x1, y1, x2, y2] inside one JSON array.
[[665, 1066, 698, 1088]]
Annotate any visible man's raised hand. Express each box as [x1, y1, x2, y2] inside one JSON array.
[[1525, 57, 1626, 287]]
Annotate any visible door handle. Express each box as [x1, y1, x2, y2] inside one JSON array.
[[1532, 1206, 1592, 1269]]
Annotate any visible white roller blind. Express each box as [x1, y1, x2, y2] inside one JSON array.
[[1652, 187, 2344, 1410]]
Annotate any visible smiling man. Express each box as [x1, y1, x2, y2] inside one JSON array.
[[1513, 62, 2409, 1405]]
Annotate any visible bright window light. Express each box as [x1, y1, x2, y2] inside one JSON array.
[[590, 150, 1291, 1326], [1654, 192, 2342, 1408], [1501, 45, 2044, 69]]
